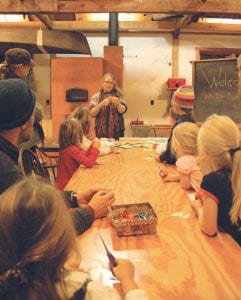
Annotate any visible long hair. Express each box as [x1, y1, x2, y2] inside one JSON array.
[[69, 107, 90, 136], [198, 114, 241, 224], [58, 118, 83, 149], [99, 73, 123, 101], [171, 122, 199, 157], [0, 177, 78, 300]]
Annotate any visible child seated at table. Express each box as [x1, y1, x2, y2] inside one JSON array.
[[154, 106, 177, 155], [190, 115, 241, 246], [56, 118, 100, 190], [157, 85, 195, 164], [0, 177, 149, 299], [69, 107, 118, 156], [159, 122, 203, 191]]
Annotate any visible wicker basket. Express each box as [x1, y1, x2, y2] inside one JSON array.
[[110, 202, 157, 236]]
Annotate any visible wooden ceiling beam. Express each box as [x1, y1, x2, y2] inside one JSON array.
[[57, 0, 241, 14], [0, 21, 45, 29], [1, 20, 241, 35], [35, 14, 53, 29], [0, 0, 57, 13], [53, 21, 241, 34], [0, 0, 241, 15]]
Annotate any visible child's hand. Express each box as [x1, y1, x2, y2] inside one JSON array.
[[110, 146, 120, 154], [163, 175, 171, 182], [189, 197, 202, 217], [163, 174, 180, 182], [190, 199, 202, 210], [92, 138, 100, 148], [112, 259, 138, 294], [155, 156, 160, 162], [159, 166, 168, 178], [112, 258, 135, 281]]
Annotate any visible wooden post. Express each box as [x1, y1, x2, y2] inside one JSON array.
[[172, 37, 179, 77]]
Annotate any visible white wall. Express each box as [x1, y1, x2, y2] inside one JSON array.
[[86, 33, 241, 136]]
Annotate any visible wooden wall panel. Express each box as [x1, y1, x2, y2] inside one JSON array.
[[104, 46, 123, 88], [51, 57, 103, 138]]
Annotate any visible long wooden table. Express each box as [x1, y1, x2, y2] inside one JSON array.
[[65, 139, 241, 300]]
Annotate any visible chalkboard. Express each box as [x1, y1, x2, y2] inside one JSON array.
[[193, 58, 241, 123]]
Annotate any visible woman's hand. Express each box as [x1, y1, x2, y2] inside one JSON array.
[[101, 98, 110, 107], [109, 96, 119, 107]]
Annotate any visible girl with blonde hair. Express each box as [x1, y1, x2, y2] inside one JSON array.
[[158, 85, 195, 164], [0, 178, 149, 299], [69, 107, 118, 155], [56, 118, 100, 190], [191, 115, 241, 246], [160, 122, 202, 191]]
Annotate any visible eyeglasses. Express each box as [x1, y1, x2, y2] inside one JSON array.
[[103, 80, 114, 84]]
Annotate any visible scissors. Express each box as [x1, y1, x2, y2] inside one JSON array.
[[99, 234, 118, 269]]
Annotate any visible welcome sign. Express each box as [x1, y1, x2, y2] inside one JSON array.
[[193, 58, 241, 123]]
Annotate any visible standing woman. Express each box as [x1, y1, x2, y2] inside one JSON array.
[[90, 73, 127, 140], [0, 48, 44, 151]]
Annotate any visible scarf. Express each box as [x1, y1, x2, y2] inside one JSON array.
[[95, 90, 120, 139]]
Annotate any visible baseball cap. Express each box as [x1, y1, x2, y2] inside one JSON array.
[[5, 48, 35, 66]]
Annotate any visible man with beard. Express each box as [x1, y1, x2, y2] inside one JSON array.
[[0, 79, 115, 235]]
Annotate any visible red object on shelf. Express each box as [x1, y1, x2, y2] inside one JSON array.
[[130, 120, 144, 125], [167, 78, 186, 89]]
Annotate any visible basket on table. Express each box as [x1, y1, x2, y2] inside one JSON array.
[[110, 202, 157, 236]]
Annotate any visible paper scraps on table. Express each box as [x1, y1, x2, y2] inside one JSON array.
[[171, 211, 190, 219], [187, 193, 196, 202]]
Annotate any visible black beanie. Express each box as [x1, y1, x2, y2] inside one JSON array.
[[0, 79, 35, 130]]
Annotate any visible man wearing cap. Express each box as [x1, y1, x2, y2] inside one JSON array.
[[158, 85, 196, 164], [1, 48, 35, 79], [0, 79, 115, 235], [0, 48, 44, 151]]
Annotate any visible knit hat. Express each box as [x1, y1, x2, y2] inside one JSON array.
[[5, 48, 35, 66], [172, 85, 194, 109], [0, 79, 35, 130]]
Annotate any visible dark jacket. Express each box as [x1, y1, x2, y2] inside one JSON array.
[[159, 114, 195, 165], [3, 72, 45, 149], [0, 136, 93, 235]]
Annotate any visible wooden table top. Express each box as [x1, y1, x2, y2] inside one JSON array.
[[65, 139, 241, 300]]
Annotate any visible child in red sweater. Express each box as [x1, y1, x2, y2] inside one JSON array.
[[56, 118, 100, 190]]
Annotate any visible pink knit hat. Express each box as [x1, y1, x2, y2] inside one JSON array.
[[172, 85, 194, 109]]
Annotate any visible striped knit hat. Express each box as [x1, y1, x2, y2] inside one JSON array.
[[172, 85, 194, 109]]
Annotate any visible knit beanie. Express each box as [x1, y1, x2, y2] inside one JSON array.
[[0, 79, 35, 130], [172, 85, 194, 109]]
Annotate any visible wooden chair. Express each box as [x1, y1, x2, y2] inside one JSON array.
[[35, 145, 59, 183], [19, 148, 50, 180]]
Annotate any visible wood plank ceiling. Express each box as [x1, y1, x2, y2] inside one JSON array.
[[0, 0, 241, 55]]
